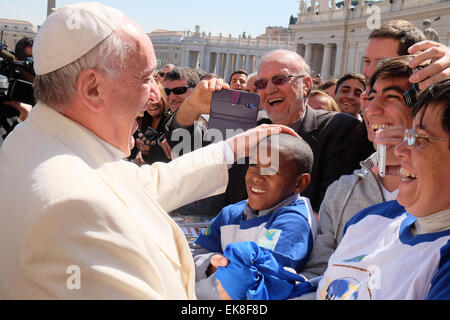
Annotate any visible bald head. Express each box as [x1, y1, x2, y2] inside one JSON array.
[[113, 16, 157, 80], [258, 50, 311, 77], [255, 49, 313, 126]]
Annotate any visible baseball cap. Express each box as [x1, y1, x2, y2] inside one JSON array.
[[33, 2, 124, 75]]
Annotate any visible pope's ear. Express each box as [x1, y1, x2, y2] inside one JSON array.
[[76, 69, 105, 112]]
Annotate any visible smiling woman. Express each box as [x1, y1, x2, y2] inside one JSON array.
[[395, 79, 450, 218]]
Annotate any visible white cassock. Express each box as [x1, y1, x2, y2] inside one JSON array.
[[0, 102, 229, 299]]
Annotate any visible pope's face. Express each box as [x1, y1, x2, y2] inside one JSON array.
[[103, 23, 160, 155]]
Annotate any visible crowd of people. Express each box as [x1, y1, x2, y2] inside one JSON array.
[[0, 37, 35, 144], [0, 2, 449, 300]]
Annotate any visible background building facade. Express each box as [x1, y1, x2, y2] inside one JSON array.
[[149, 25, 295, 81], [0, 19, 37, 51], [292, 0, 450, 80], [150, 0, 450, 81]]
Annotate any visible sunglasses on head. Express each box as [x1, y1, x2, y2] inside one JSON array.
[[254, 74, 307, 91], [164, 86, 191, 96]]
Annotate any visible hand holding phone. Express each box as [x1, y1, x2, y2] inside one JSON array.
[[206, 89, 260, 142], [376, 128, 386, 178]]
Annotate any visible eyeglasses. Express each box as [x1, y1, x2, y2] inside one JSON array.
[[254, 74, 307, 91], [403, 128, 450, 146], [164, 86, 191, 96]]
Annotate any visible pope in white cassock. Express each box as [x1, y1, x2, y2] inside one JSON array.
[[0, 2, 294, 299]]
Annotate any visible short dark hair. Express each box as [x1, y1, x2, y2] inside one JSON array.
[[264, 133, 314, 175], [369, 20, 426, 56], [14, 37, 34, 61], [368, 55, 429, 90], [335, 72, 366, 94], [194, 68, 206, 80], [229, 69, 248, 83], [164, 66, 200, 88], [200, 73, 220, 81], [319, 78, 337, 91], [369, 55, 411, 89], [413, 79, 450, 136]]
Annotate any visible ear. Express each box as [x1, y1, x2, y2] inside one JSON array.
[[76, 69, 106, 112], [293, 173, 311, 194], [302, 77, 313, 99]]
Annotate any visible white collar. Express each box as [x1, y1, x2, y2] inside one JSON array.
[[412, 208, 450, 235], [29, 102, 125, 165]]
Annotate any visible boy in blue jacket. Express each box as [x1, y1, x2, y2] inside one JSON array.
[[193, 133, 317, 299]]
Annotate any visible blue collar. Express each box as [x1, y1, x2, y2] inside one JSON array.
[[399, 214, 450, 245], [243, 194, 299, 220]]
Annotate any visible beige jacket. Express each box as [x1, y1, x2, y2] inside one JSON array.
[[0, 103, 228, 299]]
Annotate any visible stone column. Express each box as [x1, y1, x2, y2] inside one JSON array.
[[333, 43, 344, 77], [321, 43, 333, 80], [347, 42, 358, 72], [47, 0, 56, 17], [231, 54, 236, 73], [238, 54, 244, 69], [304, 43, 313, 67], [214, 52, 221, 75], [199, 50, 205, 70], [255, 55, 262, 72], [202, 50, 211, 72], [224, 53, 232, 81], [184, 49, 190, 67], [194, 51, 200, 69], [245, 54, 252, 73], [296, 43, 305, 57]]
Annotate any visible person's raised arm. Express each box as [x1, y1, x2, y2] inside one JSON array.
[[408, 40, 450, 90], [174, 78, 229, 127]]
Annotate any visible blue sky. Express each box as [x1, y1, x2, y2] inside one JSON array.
[[0, 0, 300, 37]]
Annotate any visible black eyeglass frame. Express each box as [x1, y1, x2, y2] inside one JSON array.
[[164, 86, 191, 96]]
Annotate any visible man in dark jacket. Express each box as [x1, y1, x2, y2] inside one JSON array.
[[253, 49, 371, 212], [167, 49, 370, 214]]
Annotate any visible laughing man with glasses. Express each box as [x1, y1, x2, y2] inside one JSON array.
[[254, 49, 373, 213]]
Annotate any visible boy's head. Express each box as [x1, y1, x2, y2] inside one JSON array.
[[246, 133, 313, 211]]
